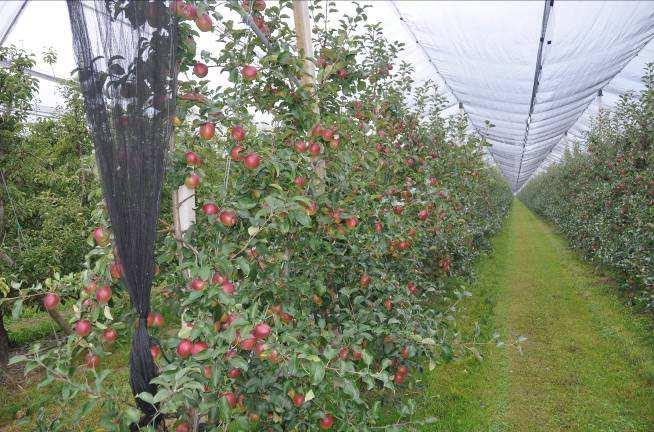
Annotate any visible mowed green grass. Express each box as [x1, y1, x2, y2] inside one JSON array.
[[412, 200, 654, 431]]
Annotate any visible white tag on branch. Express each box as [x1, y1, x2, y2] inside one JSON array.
[[247, 226, 260, 236], [103, 305, 113, 320], [305, 389, 315, 402]]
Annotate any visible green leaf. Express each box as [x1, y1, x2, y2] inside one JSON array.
[[236, 256, 250, 276], [310, 362, 325, 385], [11, 299, 23, 320], [342, 379, 360, 401], [136, 392, 154, 405]]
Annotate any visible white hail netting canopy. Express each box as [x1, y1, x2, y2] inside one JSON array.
[[1, 1, 653, 189]]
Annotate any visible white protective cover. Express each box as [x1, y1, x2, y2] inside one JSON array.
[[390, 1, 654, 190], [2, 1, 654, 188]]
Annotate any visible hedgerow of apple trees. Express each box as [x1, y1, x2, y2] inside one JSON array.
[[519, 65, 653, 308], [10, 0, 512, 430]]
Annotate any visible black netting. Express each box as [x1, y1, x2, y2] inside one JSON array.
[[66, 0, 177, 427]]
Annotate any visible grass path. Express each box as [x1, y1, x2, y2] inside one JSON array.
[[417, 200, 654, 431]]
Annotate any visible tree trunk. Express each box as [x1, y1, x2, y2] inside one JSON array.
[[0, 306, 10, 366]]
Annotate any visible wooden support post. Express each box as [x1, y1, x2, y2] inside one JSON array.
[[292, 1, 325, 193], [293, 0, 316, 89], [169, 132, 195, 280], [172, 185, 195, 241]]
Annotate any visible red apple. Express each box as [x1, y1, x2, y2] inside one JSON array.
[[95, 285, 112, 303], [241, 65, 258, 80], [407, 282, 417, 295], [345, 217, 358, 229], [401, 346, 410, 359], [243, 153, 261, 169], [219, 210, 237, 227], [190, 278, 206, 291], [177, 339, 193, 358], [384, 298, 393, 311], [228, 368, 241, 379], [43, 293, 60, 310], [185, 151, 202, 166], [294, 140, 308, 153], [304, 201, 318, 216], [102, 328, 118, 343], [148, 312, 165, 327], [393, 205, 404, 215], [337, 68, 347, 79], [202, 202, 219, 215], [374, 221, 383, 233], [338, 347, 349, 360], [353, 350, 362, 361], [240, 337, 257, 351], [185, 172, 201, 188], [221, 392, 238, 408], [192, 341, 208, 355], [254, 0, 266, 11], [252, 322, 271, 340], [310, 123, 323, 137], [359, 274, 371, 288], [319, 414, 334, 430], [75, 319, 92, 337], [308, 142, 321, 156], [93, 227, 108, 246], [320, 128, 334, 141], [417, 209, 429, 221], [212, 272, 227, 285], [292, 393, 305, 407], [195, 13, 212, 31], [193, 63, 209, 79], [85, 352, 100, 368], [222, 281, 236, 295], [199, 122, 215, 140], [110, 261, 122, 279], [231, 125, 246, 141], [230, 145, 244, 161], [150, 344, 161, 359], [176, 423, 190, 432], [294, 176, 306, 188], [84, 280, 98, 294]]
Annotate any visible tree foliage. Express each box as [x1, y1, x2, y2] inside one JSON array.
[[520, 65, 654, 307], [10, 1, 512, 430]]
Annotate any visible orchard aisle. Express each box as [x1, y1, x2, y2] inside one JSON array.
[[417, 201, 654, 432]]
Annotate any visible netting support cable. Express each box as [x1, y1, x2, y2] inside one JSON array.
[[0, 0, 28, 46], [515, 0, 553, 190]]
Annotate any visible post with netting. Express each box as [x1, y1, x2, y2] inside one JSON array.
[[66, 1, 177, 429]]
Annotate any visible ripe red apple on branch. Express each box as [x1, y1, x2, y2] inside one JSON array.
[[195, 12, 213, 32], [193, 62, 208, 78], [185, 151, 202, 166], [243, 153, 261, 169], [43, 293, 60, 310], [199, 122, 215, 140], [92, 227, 108, 246], [231, 125, 246, 141], [241, 65, 258, 80], [185, 172, 201, 189]]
